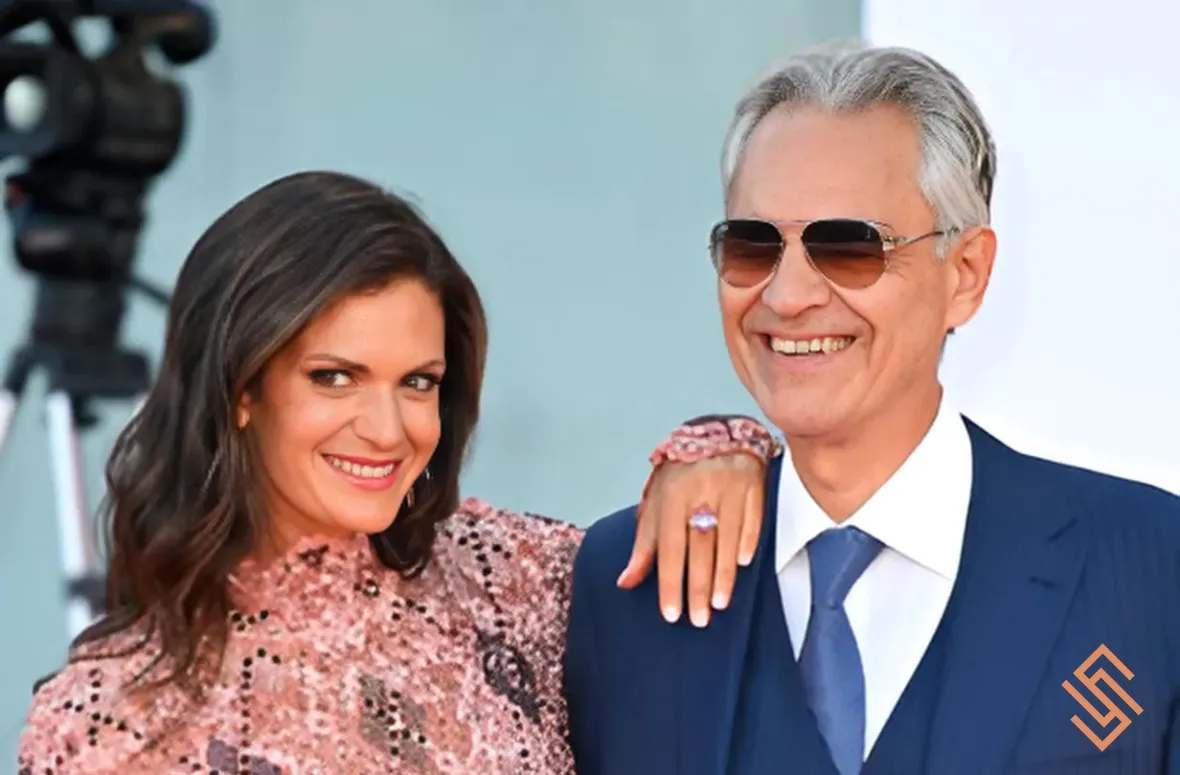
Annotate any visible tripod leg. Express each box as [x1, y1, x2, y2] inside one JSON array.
[[44, 391, 98, 638], [0, 389, 18, 455]]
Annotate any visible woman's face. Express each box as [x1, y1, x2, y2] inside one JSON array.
[[239, 278, 445, 550]]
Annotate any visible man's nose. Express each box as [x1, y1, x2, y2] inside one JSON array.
[[353, 389, 405, 450], [760, 241, 833, 318]]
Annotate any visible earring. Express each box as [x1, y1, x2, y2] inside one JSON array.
[[404, 467, 430, 508], [237, 408, 249, 429]]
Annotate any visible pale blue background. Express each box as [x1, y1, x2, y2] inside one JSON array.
[[0, 0, 860, 765]]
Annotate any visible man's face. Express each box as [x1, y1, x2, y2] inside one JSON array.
[[719, 103, 994, 440]]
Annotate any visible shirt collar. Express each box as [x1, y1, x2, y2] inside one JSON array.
[[774, 394, 974, 581]]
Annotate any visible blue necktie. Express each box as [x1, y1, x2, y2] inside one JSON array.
[[798, 527, 884, 775]]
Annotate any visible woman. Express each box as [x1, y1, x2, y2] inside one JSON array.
[[17, 171, 776, 774]]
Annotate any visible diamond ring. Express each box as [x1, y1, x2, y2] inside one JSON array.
[[688, 509, 719, 532]]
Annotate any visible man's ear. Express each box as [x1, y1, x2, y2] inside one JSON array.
[[945, 225, 997, 331]]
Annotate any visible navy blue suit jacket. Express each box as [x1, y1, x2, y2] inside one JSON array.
[[564, 418, 1180, 774]]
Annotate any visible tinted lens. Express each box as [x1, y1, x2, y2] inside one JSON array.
[[801, 219, 887, 289], [710, 219, 783, 287]]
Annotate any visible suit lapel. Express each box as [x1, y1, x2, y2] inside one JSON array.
[[677, 455, 784, 775], [925, 419, 1087, 775]]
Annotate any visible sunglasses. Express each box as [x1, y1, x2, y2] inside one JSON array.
[[709, 217, 950, 289]]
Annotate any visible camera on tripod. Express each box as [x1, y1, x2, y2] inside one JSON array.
[[0, 0, 214, 636]]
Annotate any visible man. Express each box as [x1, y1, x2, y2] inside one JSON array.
[[564, 42, 1180, 775]]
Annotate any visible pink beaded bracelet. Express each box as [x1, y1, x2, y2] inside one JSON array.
[[648, 415, 783, 469]]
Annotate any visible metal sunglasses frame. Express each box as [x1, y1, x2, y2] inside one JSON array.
[[708, 217, 955, 287]]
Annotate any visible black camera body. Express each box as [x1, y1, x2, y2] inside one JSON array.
[[0, 0, 214, 424]]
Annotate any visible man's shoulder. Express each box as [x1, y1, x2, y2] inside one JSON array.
[[572, 504, 639, 583], [1056, 461, 1180, 542], [1050, 458, 1178, 504], [568, 505, 668, 659], [992, 432, 1180, 544]]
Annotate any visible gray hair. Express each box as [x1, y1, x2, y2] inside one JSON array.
[[721, 41, 997, 250]]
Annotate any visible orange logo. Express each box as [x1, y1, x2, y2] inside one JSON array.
[[1062, 644, 1143, 750]]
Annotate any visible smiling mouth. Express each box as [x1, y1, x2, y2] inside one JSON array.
[[323, 454, 398, 479], [767, 335, 856, 356]]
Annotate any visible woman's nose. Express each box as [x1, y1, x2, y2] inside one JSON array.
[[352, 390, 405, 450]]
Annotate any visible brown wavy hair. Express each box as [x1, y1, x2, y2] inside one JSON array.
[[69, 171, 487, 695]]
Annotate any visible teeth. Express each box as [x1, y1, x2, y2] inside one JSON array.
[[769, 336, 854, 355], [326, 456, 396, 478]]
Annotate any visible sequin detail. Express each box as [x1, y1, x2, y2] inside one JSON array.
[[17, 499, 581, 775], [17, 418, 777, 774]]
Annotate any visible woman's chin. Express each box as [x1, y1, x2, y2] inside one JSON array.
[[329, 508, 400, 537]]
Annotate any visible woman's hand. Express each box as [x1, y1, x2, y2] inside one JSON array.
[[620, 416, 780, 628]]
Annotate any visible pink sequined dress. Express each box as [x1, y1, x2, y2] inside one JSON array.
[[17, 417, 778, 774]]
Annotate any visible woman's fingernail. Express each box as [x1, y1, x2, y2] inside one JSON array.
[[712, 592, 729, 610], [738, 553, 753, 567], [662, 605, 680, 623], [691, 609, 709, 628]]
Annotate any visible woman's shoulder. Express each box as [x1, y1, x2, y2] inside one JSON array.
[[28, 622, 158, 707], [18, 626, 162, 773], [448, 497, 584, 548], [432, 498, 585, 607], [439, 496, 585, 560]]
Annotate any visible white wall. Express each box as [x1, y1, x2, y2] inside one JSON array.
[[865, 0, 1180, 493]]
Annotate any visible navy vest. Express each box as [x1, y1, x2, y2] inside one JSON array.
[[727, 509, 960, 775]]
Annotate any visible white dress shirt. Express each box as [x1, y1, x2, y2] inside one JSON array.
[[775, 396, 974, 757]]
